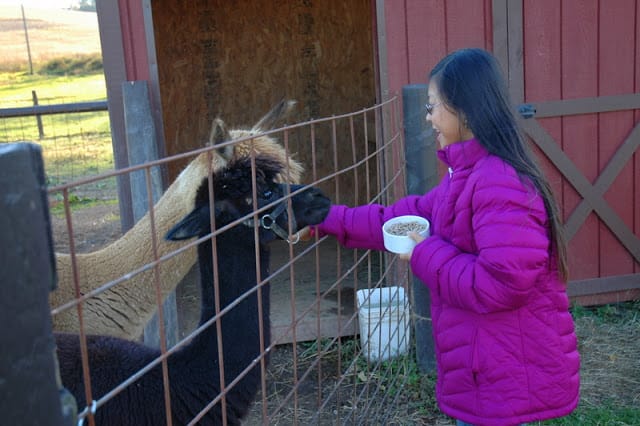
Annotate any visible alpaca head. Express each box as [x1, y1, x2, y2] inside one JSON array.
[[165, 154, 330, 243], [210, 100, 304, 184]]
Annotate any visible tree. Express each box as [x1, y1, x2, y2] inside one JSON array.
[[75, 0, 96, 12]]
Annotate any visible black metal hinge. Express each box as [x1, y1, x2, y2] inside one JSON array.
[[518, 104, 537, 119]]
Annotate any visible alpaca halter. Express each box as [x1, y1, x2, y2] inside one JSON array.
[[242, 200, 300, 244]]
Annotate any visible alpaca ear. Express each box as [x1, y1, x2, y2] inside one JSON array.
[[251, 99, 297, 132], [209, 118, 233, 160], [165, 206, 210, 241]]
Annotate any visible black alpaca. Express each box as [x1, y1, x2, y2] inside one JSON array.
[[55, 155, 331, 425]]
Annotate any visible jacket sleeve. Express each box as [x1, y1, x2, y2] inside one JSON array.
[[317, 185, 440, 251], [410, 171, 551, 313]]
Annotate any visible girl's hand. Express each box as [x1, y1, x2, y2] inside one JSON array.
[[398, 231, 426, 261]]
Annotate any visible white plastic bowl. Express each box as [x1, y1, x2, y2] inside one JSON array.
[[382, 215, 430, 254]]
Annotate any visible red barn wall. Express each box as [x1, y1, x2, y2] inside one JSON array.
[[520, 0, 640, 288], [110, 0, 639, 298], [377, 0, 640, 298]]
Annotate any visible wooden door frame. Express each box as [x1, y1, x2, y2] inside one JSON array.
[[492, 0, 640, 300]]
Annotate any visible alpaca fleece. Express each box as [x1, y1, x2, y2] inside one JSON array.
[[56, 155, 331, 425], [51, 101, 304, 340]]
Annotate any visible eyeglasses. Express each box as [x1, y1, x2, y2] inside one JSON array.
[[425, 102, 442, 115]]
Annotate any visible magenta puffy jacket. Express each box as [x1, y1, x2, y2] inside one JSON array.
[[317, 138, 579, 425]]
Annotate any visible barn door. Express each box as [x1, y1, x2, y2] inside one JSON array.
[[492, 0, 640, 304]]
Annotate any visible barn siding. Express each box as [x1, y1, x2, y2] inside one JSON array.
[[381, 0, 492, 177], [104, 0, 638, 299], [636, 1, 640, 275], [520, 0, 640, 280], [383, 1, 409, 95], [557, 0, 599, 280], [405, 1, 445, 83], [380, 0, 640, 296], [382, 0, 493, 95], [598, 1, 637, 277]]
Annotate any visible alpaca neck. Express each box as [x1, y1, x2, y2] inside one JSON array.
[[166, 231, 271, 422], [196, 232, 271, 326], [176, 230, 271, 371], [50, 155, 221, 339]]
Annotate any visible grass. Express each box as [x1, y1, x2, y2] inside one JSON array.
[[300, 300, 640, 425], [48, 193, 118, 217], [548, 300, 640, 426], [0, 66, 115, 196], [545, 405, 640, 426]]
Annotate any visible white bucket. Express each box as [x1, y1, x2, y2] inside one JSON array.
[[356, 286, 410, 361]]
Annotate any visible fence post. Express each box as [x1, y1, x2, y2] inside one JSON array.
[[32, 90, 45, 139], [21, 4, 33, 75], [0, 143, 76, 426], [402, 84, 438, 373], [122, 80, 178, 349]]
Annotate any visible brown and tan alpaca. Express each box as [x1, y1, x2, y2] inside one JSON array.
[[51, 101, 304, 340]]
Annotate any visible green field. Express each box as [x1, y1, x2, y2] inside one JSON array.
[[0, 70, 114, 193]]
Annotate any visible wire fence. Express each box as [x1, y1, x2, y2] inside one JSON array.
[[3, 90, 639, 425], [40, 97, 449, 425], [0, 94, 115, 200]]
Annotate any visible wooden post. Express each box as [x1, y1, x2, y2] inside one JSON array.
[[122, 80, 178, 349], [21, 5, 33, 75], [95, 0, 135, 232], [0, 143, 76, 425], [32, 90, 45, 139], [402, 84, 437, 373]]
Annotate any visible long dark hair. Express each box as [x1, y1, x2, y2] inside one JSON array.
[[429, 48, 568, 280]]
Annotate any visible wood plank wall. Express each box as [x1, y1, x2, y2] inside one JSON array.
[[144, 0, 638, 292], [151, 0, 376, 207], [381, 0, 493, 95], [380, 0, 639, 296], [522, 0, 640, 282], [381, 0, 493, 179]]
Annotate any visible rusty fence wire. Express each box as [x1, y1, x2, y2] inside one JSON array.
[[45, 96, 434, 425]]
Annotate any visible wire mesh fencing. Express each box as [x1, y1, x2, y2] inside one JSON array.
[[0, 94, 115, 201], [44, 97, 446, 425]]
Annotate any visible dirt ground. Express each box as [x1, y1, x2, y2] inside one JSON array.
[[49, 202, 640, 425]]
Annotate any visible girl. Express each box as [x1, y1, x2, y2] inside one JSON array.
[[299, 48, 579, 426]]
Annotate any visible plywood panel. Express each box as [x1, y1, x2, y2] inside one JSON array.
[[560, 0, 599, 280], [152, 0, 375, 202], [598, 0, 636, 276]]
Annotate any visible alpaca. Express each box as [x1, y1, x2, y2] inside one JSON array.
[[51, 100, 305, 340], [55, 154, 331, 425]]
